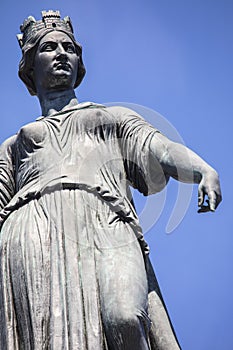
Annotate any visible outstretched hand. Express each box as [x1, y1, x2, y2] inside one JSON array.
[[198, 170, 222, 213]]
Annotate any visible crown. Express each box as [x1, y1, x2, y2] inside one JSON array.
[[17, 10, 74, 48]]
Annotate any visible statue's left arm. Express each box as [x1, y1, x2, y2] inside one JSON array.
[[150, 132, 222, 212], [0, 135, 16, 211]]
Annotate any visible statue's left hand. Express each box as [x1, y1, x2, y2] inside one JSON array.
[[197, 170, 222, 213]]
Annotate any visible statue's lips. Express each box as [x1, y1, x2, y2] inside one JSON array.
[[54, 62, 71, 71]]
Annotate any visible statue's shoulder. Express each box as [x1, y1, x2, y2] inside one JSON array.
[[76, 101, 106, 111], [0, 134, 17, 157], [0, 134, 17, 148], [78, 102, 143, 121], [14, 120, 45, 146], [104, 105, 145, 123], [0, 119, 42, 153]]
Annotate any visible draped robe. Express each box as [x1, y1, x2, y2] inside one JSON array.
[[0, 103, 180, 349]]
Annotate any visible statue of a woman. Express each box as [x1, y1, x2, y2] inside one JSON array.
[[0, 10, 221, 350]]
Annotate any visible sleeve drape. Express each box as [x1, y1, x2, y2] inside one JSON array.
[[0, 136, 16, 211], [111, 106, 170, 195]]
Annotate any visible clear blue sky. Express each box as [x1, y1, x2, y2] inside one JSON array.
[[1, 1, 232, 349]]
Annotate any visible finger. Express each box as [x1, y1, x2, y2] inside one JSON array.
[[208, 190, 217, 211], [197, 200, 211, 214], [214, 192, 222, 210], [198, 186, 204, 206], [198, 206, 211, 213]]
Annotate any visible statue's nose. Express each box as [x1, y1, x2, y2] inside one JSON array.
[[56, 45, 68, 61]]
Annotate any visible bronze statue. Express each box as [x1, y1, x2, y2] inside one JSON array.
[[0, 10, 222, 349]]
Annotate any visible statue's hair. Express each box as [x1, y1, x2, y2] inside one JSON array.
[[18, 28, 86, 96]]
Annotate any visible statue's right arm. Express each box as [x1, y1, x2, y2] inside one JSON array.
[[150, 132, 222, 212]]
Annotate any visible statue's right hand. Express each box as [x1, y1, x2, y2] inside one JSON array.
[[197, 169, 222, 213]]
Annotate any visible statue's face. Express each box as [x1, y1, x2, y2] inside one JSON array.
[[33, 31, 79, 93]]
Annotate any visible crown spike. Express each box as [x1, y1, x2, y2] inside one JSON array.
[[41, 10, 61, 19], [64, 16, 74, 33], [20, 16, 36, 32], [17, 34, 23, 48]]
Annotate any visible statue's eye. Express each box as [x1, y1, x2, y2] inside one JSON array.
[[64, 43, 75, 53], [41, 42, 57, 52]]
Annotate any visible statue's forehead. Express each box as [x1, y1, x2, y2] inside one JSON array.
[[39, 31, 73, 44]]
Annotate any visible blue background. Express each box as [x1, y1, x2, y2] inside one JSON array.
[[0, 1, 232, 349]]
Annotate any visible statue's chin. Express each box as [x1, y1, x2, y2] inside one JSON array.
[[44, 73, 76, 91]]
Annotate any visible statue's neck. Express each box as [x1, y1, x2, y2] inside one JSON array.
[[38, 89, 79, 117]]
